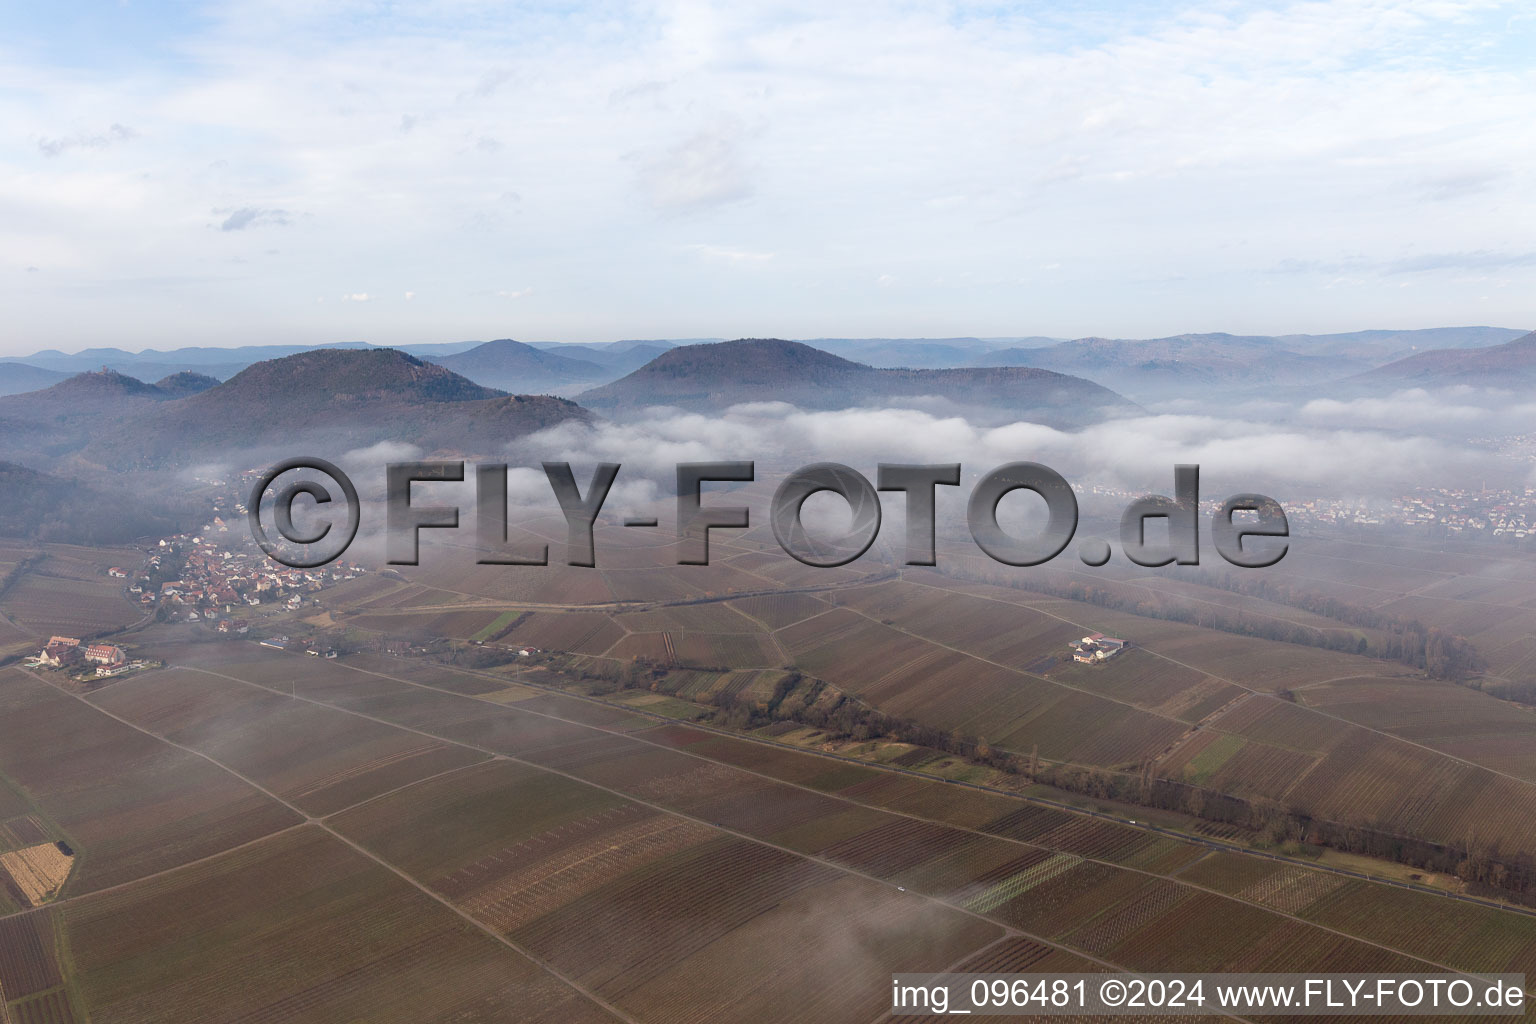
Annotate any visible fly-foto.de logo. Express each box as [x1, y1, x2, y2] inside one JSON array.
[[248, 459, 1288, 571]]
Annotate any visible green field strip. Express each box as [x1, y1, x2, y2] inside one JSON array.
[[1185, 733, 1246, 784], [471, 610, 525, 643], [965, 852, 1082, 913]]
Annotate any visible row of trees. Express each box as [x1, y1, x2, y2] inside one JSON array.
[[1174, 568, 1486, 680], [670, 664, 1536, 906], [535, 647, 1534, 904]]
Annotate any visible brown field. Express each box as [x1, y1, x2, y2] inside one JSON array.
[[1299, 878, 1536, 974], [726, 592, 831, 629], [26, 546, 141, 581], [666, 632, 780, 669], [7, 635, 1536, 1021], [343, 607, 505, 639], [18, 519, 1536, 1021], [0, 784, 30, 828], [1, 576, 137, 638], [778, 606, 1190, 765], [1296, 675, 1536, 781], [133, 644, 422, 704], [614, 603, 761, 633], [88, 668, 490, 816], [834, 579, 1084, 666], [497, 611, 625, 654], [9, 988, 79, 1024], [314, 572, 405, 607], [606, 631, 672, 662], [1157, 729, 1317, 801], [62, 827, 621, 1024], [290, 649, 1532, 977], [0, 818, 49, 857], [918, 564, 1392, 691], [232, 534, 1536, 865], [1204, 693, 1352, 752], [324, 533, 1536, 873], [0, 668, 299, 894], [1044, 654, 1243, 721], [328, 758, 1002, 1020], [401, 556, 621, 606], [0, 913, 63, 1004], [602, 564, 772, 602], [1160, 690, 1536, 851]]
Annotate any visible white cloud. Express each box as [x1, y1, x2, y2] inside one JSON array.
[[638, 123, 754, 213], [1, 0, 1533, 350], [1300, 388, 1490, 428], [36, 122, 136, 157], [689, 244, 773, 265], [509, 398, 1501, 501], [217, 206, 290, 231], [343, 439, 421, 465]]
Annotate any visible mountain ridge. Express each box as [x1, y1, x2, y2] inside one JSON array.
[[577, 338, 1137, 426], [0, 349, 590, 469], [429, 338, 609, 393], [1358, 329, 1536, 384]]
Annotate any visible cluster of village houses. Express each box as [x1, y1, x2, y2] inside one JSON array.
[[28, 516, 367, 678], [1287, 486, 1536, 537], [1070, 632, 1128, 663], [126, 523, 365, 627]]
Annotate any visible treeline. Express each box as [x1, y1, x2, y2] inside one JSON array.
[[542, 652, 1535, 904], [0, 551, 42, 604], [1169, 567, 1486, 680], [1469, 677, 1536, 706], [936, 558, 1483, 681], [1043, 762, 1536, 904], [621, 661, 1536, 906], [424, 640, 518, 670], [1027, 759, 1536, 902]]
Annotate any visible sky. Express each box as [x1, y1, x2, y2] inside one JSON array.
[[2, 0, 1534, 356]]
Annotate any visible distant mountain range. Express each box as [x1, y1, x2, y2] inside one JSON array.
[[6, 327, 1524, 401], [5, 327, 1531, 439], [575, 338, 1136, 426], [798, 337, 1061, 369], [427, 339, 610, 393], [1358, 329, 1536, 385], [0, 339, 1141, 476], [974, 334, 1343, 391], [0, 349, 587, 470], [0, 363, 70, 397], [527, 341, 677, 376], [966, 327, 1531, 400], [0, 369, 223, 460], [1274, 326, 1528, 361], [4, 328, 1536, 543], [0, 337, 680, 390]]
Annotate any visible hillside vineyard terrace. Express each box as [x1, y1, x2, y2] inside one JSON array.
[[251, 458, 1289, 571]]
